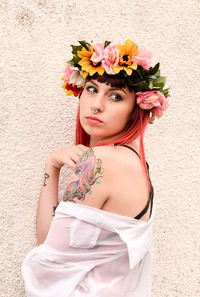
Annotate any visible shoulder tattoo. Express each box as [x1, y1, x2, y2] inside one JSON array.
[[63, 148, 104, 203]]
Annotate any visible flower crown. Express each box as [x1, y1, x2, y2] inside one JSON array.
[[61, 39, 170, 124]]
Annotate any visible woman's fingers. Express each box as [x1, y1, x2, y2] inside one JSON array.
[[74, 145, 89, 158], [66, 159, 76, 170], [76, 144, 89, 152], [64, 151, 83, 168], [70, 153, 81, 164], [62, 145, 90, 169]]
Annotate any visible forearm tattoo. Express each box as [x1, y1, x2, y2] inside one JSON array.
[[42, 171, 58, 216], [63, 148, 104, 203], [43, 172, 50, 187], [53, 203, 59, 216]]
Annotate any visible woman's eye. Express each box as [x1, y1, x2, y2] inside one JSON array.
[[86, 86, 97, 93], [110, 93, 122, 101]]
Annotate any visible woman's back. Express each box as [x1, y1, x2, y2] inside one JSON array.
[[101, 144, 153, 222], [69, 143, 153, 223]]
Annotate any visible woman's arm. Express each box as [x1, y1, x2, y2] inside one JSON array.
[[36, 144, 89, 245], [36, 160, 60, 245]]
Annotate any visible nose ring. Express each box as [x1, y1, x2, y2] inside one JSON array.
[[92, 109, 99, 114]]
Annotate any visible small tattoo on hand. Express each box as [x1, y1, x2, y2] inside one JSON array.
[[43, 172, 50, 186]]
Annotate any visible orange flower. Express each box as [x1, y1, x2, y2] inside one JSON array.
[[77, 46, 104, 76], [114, 39, 139, 75], [63, 83, 82, 97]]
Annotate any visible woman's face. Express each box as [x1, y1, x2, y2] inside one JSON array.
[[79, 79, 136, 145]]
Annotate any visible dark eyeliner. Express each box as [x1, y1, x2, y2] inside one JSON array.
[[86, 85, 97, 93], [110, 93, 123, 101]]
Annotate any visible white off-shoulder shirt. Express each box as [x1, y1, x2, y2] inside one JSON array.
[[21, 190, 155, 297]]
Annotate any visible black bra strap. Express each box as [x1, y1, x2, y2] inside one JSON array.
[[115, 144, 154, 220], [119, 144, 140, 158], [117, 144, 150, 170], [134, 186, 154, 220]]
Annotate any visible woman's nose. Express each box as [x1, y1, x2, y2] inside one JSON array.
[[91, 92, 105, 112]]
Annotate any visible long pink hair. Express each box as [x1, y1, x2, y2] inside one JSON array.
[[75, 73, 151, 191]]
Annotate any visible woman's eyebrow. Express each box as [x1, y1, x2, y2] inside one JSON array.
[[87, 81, 127, 94], [109, 87, 127, 95], [87, 80, 99, 88]]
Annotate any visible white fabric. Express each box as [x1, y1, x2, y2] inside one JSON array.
[[21, 190, 155, 297]]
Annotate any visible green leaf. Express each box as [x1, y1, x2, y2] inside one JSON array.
[[104, 40, 111, 48], [151, 86, 160, 90], [96, 180, 101, 184], [131, 80, 151, 92], [88, 189, 92, 195], [153, 76, 166, 88], [71, 45, 82, 55], [154, 69, 160, 77], [163, 88, 170, 96], [138, 80, 148, 86], [67, 59, 75, 66], [149, 80, 154, 89], [148, 63, 160, 75], [78, 40, 89, 49], [72, 55, 81, 64], [136, 67, 145, 78]]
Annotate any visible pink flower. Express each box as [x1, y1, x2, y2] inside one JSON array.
[[136, 90, 169, 123], [102, 42, 119, 74], [136, 90, 165, 110], [91, 43, 104, 63], [69, 70, 86, 87], [132, 48, 152, 70], [63, 65, 73, 82], [153, 98, 169, 118]]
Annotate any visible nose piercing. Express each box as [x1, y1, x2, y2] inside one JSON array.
[[92, 109, 99, 114]]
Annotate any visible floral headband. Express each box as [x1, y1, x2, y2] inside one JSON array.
[[61, 39, 170, 124]]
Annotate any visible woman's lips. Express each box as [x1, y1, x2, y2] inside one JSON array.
[[86, 116, 103, 125]]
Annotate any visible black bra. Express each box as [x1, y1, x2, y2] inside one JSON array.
[[115, 144, 154, 220]]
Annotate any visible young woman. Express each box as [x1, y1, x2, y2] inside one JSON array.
[[22, 39, 170, 297]]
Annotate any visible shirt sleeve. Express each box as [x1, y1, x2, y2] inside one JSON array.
[[21, 212, 102, 297]]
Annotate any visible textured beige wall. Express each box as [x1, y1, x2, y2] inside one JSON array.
[[0, 0, 199, 296]]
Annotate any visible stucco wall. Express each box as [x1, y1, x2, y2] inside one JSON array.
[[0, 0, 199, 296]]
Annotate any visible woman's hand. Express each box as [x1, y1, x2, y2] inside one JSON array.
[[46, 145, 89, 170]]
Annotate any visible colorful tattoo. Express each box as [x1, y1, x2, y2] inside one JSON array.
[[43, 172, 50, 187], [63, 148, 104, 202]]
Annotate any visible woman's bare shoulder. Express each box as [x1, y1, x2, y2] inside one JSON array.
[[70, 145, 149, 218], [92, 145, 150, 219], [93, 143, 146, 177], [92, 143, 139, 160]]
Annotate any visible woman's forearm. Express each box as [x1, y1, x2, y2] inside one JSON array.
[[36, 160, 60, 245]]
